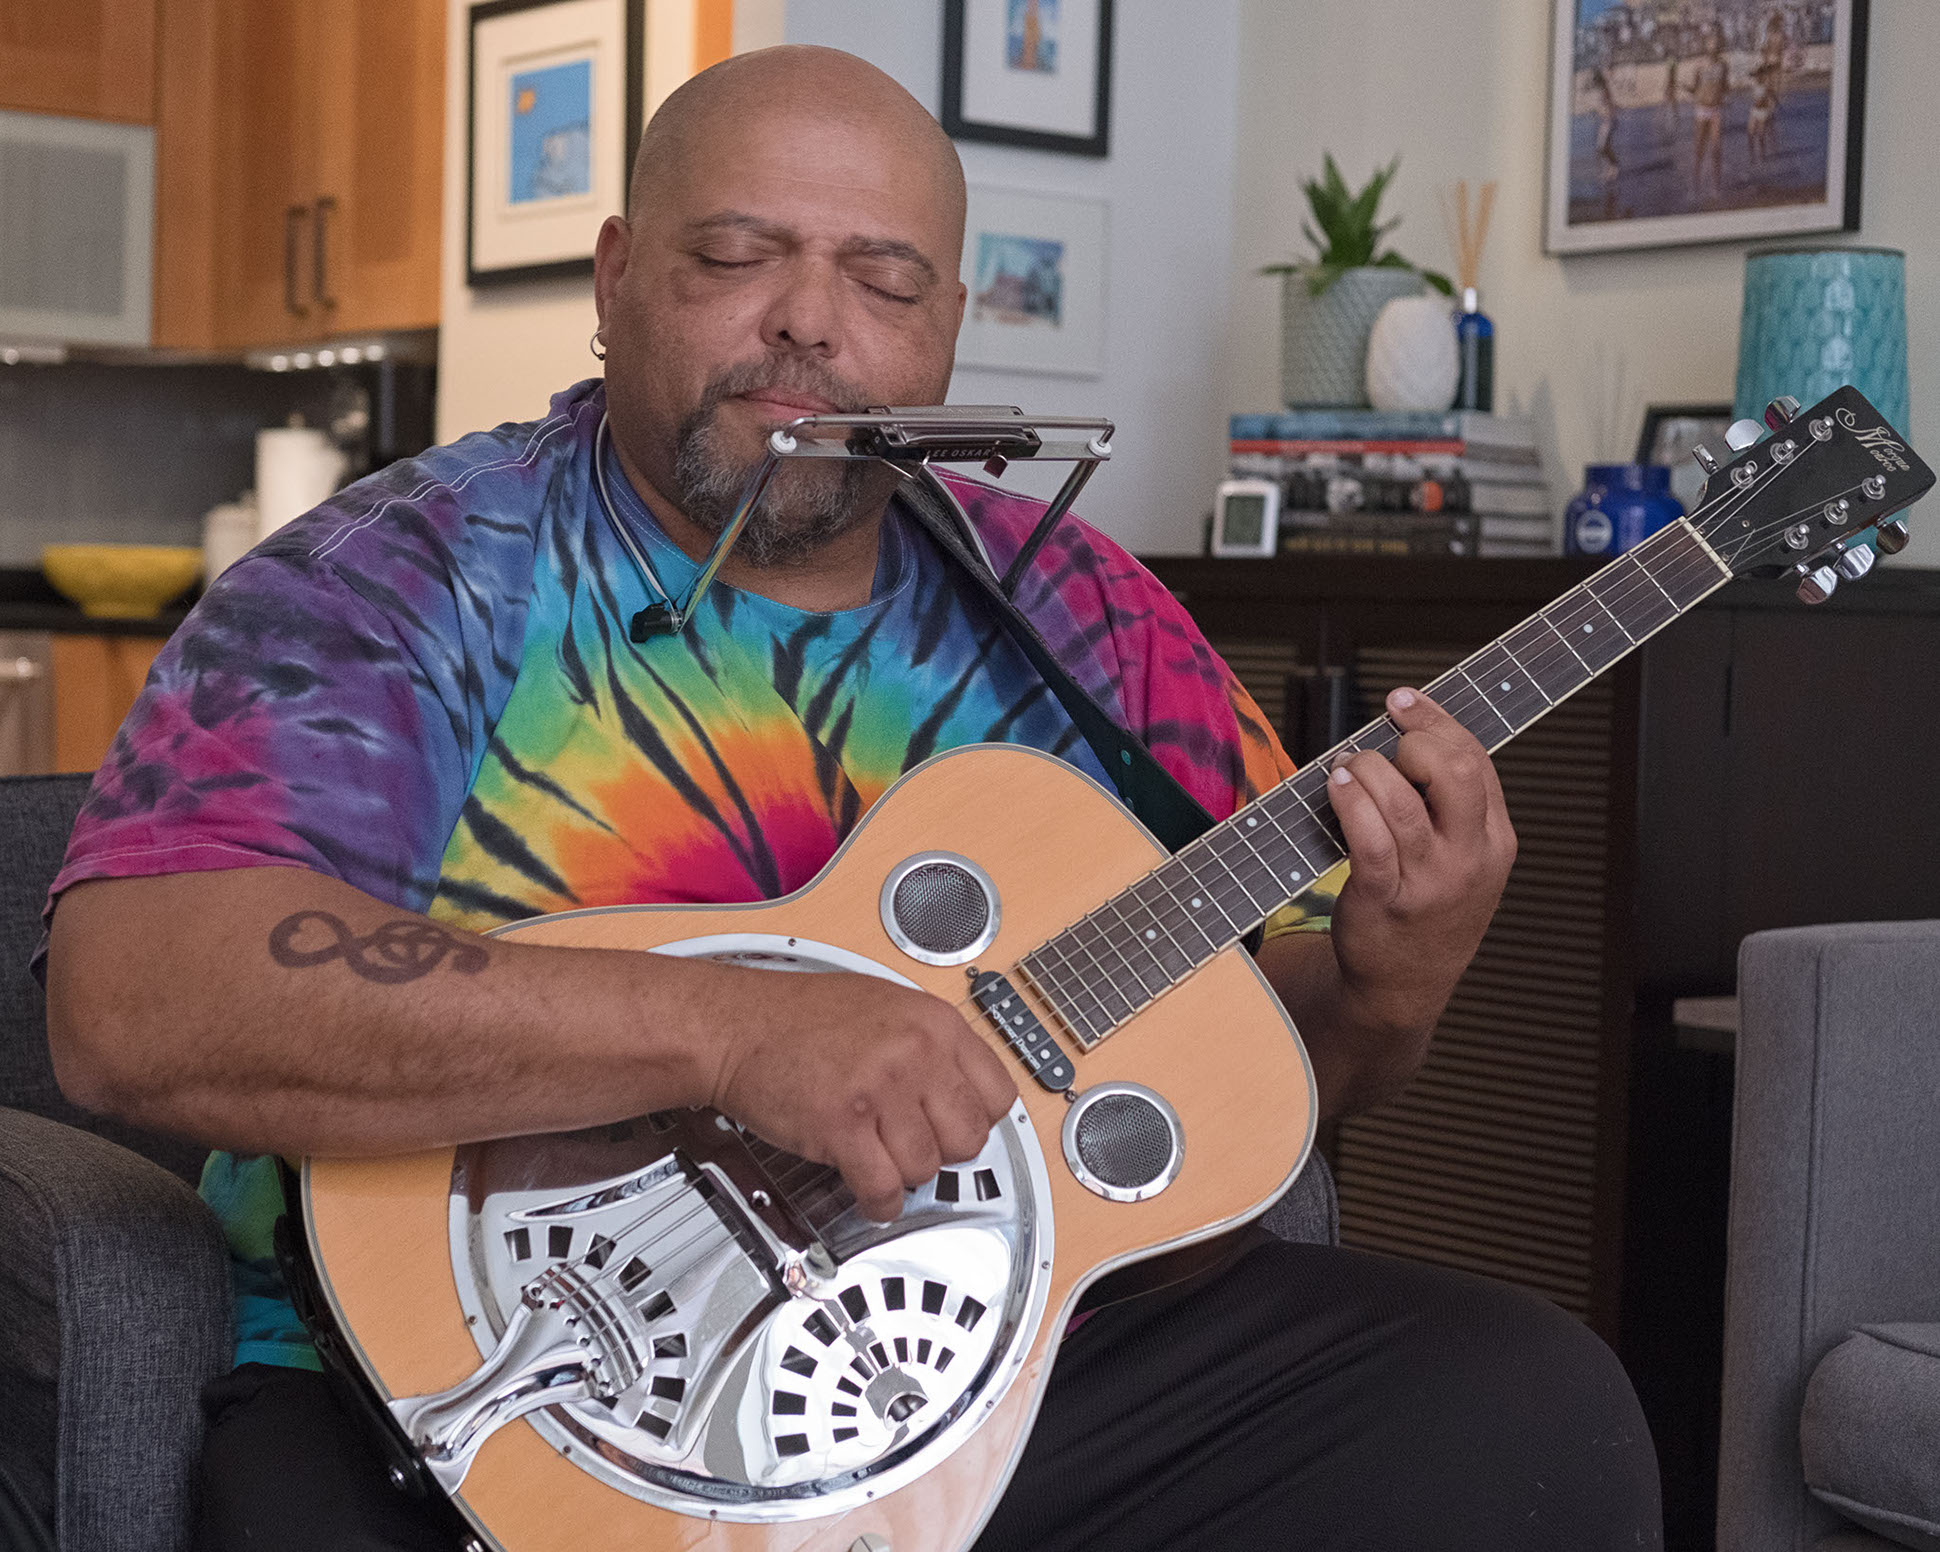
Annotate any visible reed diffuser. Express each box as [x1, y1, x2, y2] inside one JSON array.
[[1441, 179, 1498, 412]]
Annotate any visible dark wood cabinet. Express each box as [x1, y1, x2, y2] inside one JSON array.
[[1143, 554, 1940, 1551]]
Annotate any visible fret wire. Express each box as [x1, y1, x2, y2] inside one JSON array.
[[1447, 662, 1514, 739], [1491, 631, 1553, 698], [1014, 949, 1087, 1042], [1156, 853, 1246, 940], [1070, 905, 1163, 1001], [1051, 923, 1137, 1026], [1623, 547, 1681, 611], [1129, 873, 1215, 965], [1194, 825, 1277, 918], [1025, 941, 1110, 1042], [1029, 955, 1109, 1048], [1534, 599, 1595, 675], [1582, 569, 1642, 642], [1259, 780, 1340, 882], [1229, 802, 1313, 902], [1100, 892, 1190, 986]]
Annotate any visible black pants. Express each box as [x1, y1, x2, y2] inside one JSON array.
[[195, 1241, 1662, 1551]]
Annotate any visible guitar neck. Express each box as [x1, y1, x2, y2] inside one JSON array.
[[1017, 519, 1735, 1047]]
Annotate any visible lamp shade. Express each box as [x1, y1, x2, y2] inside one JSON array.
[[1735, 247, 1909, 433]]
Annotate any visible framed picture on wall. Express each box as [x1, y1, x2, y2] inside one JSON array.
[[1543, 0, 1867, 255], [955, 185, 1107, 377], [941, 0, 1114, 157], [467, 0, 645, 286]]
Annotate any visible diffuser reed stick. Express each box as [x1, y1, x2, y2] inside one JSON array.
[[1440, 179, 1499, 411]]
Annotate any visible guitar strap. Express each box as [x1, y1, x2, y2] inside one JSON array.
[[894, 468, 1222, 860]]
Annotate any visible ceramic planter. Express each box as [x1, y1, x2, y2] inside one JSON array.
[[1280, 266, 1425, 408]]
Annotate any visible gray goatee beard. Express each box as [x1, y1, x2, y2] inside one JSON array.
[[671, 358, 878, 569]]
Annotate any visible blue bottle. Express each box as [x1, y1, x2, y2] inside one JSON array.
[[1454, 286, 1494, 413], [1564, 465, 1685, 557]]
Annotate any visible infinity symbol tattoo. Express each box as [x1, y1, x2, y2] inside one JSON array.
[[267, 911, 489, 984]]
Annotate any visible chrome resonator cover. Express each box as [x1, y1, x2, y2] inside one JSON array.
[[389, 934, 1055, 1524]]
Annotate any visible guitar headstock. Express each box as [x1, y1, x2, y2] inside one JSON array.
[[1686, 386, 1935, 603]]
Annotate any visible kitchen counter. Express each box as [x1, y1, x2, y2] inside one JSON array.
[[0, 567, 192, 637]]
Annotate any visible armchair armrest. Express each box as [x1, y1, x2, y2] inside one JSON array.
[[1717, 921, 1940, 1552], [0, 1107, 230, 1552]]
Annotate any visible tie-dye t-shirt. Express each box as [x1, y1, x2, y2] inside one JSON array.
[[51, 380, 1331, 1369]]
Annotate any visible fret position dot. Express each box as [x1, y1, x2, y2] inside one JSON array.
[[1145, 929, 1157, 940], [1190, 897, 1203, 909], [1583, 624, 1594, 633], [1288, 869, 1302, 881], [1245, 816, 1258, 827], [1499, 680, 1511, 692]]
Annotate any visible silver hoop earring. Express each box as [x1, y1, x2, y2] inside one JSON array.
[[589, 328, 607, 361]]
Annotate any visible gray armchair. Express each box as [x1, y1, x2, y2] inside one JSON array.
[[0, 773, 231, 1552], [1718, 921, 1940, 1552], [0, 769, 1339, 1550]]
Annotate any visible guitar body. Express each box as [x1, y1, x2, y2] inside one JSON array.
[[303, 744, 1316, 1552]]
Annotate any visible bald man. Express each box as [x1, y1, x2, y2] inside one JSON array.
[[45, 47, 1659, 1552]]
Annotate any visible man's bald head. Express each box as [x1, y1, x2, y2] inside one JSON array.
[[629, 46, 967, 269]]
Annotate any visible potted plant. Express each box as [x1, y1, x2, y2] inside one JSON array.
[[1262, 155, 1451, 408]]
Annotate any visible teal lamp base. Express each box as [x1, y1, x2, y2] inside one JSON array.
[[1735, 246, 1909, 436]]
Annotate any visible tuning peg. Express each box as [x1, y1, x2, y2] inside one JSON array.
[[1725, 418, 1766, 452], [1875, 518, 1911, 555], [1796, 564, 1839, 605], [1692, 442, 1724, 474], [1835, 544, 1877, 581], [1763, 395, 1803, 431]]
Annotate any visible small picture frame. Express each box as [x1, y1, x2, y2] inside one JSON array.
[[1636, 402, 1734, 515], [955, 185, 1107, 378], [941, 0, 1114, 158], [1211, 478, 1282, 558], [467, 0, 644, 287], [1543, 0, 1867, 256]]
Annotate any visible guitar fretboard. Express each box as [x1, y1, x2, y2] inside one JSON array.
[[1016, 520, 1733, 1048]]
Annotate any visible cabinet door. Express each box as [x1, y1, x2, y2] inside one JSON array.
[[311, 0, 444, 336], [0, 0, 157, 122], [51, 634, 165, 774], [212, 0, 321, 348]]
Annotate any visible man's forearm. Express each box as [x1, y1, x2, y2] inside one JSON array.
[[46, 867, 729, 1157], [1254, 931, 1440, 1121]]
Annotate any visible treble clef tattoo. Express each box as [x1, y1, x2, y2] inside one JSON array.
[[267, 911, 489, 984]]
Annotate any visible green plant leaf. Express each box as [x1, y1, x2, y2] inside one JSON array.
[[1419, 268, 1454, 296]]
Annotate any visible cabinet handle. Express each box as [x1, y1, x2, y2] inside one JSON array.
[[313, 195, 338, 311], [0, 657, 44, 683], [284, 204, 311, 317]]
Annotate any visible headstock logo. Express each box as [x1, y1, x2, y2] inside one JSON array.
[[1837, 407, 1911, 473]]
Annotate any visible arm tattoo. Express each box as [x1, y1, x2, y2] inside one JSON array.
[[268, 911, 489, 984]]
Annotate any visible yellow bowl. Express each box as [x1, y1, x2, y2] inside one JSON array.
[[41, 544, 202, 620]]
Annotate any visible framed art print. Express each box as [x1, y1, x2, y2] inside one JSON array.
[[1544, 0, 1867, 255], [955, 186, 1107, 377], [941, 0, 1114, 157], [468, 0, 644, 286]]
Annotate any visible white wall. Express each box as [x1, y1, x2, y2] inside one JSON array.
[[784, 1, 1243, 556], [1227, 0, 1940, 567], [435, 1, 788, 442]]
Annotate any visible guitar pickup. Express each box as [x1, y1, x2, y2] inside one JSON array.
[[968, 968, 1075, 1093]]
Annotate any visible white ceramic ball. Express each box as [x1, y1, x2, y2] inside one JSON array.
[[1365, 295, 1460, 412]]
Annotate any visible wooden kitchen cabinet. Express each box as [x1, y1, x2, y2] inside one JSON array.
[[153, 0, 444, 349], [51, 634, 165, 774], [0, 0, 158, 123]]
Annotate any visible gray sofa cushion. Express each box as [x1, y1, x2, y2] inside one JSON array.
[[0, 1106, 231, 1551], [1803, 1324, 1940, 1552]]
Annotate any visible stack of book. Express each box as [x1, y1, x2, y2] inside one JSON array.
[[1228, 408, 1557, 558]]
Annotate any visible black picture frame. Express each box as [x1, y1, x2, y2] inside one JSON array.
[[941, 0, 1114, 159], [1543, 0, 1868, 257], [1637, 402, 1734, 515], [1635, 402, 1735, 466], [466, 0, 645, 288]]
